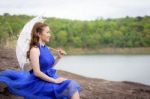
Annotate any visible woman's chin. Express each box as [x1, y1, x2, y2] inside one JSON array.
[[45, 40, 50, 42]]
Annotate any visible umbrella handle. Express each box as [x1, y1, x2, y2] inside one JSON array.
[[49, 47, 67, 55]]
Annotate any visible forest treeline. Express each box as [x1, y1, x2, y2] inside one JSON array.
[[0, 13, 150, 49]]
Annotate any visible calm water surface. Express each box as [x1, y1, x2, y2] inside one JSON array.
[[55, 55, 150, 85]]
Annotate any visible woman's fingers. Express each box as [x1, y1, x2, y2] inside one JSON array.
[[59, 77, 67, 81], [55, 77, 68, 83], [57, 48, 67, 55]]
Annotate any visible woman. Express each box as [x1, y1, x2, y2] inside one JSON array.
[[0, 22, 81, 99]]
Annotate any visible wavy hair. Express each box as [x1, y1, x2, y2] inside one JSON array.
[[26, 22, 48, 59]]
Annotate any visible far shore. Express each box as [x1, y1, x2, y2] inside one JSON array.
[[64, 47, 150, 55]]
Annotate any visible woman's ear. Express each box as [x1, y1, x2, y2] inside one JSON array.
[[36, 32, 40, 38]]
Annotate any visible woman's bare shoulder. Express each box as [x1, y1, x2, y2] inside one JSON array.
[[30, 46, 40, 54]]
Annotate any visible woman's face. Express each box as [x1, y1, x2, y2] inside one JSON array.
[[39, 26, 51, 43]]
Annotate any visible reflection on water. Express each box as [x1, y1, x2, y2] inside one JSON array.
[[55, 55, 150, 85]]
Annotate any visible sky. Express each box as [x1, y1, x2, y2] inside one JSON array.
[[0, 0, 149, 20]]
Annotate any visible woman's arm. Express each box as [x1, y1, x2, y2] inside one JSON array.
[[30, 47, 56, 83], [48, 47, 64, 67], [52, 55, 61, 67], [52, 48, 65, 67]]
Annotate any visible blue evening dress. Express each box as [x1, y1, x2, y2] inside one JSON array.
[[0, 44, 82, 99]]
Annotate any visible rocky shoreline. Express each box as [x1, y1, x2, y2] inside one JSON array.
[[0, 48, 150, 99]]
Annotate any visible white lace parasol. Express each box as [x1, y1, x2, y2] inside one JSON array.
[[16, 16, 45, 70]]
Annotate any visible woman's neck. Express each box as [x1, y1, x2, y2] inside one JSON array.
[[39, 40, 45, 46]]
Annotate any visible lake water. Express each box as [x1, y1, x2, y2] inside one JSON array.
[[55, 55, 150, 86]]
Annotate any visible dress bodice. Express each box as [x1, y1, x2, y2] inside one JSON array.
[[38, 44, 55, 72], [29, 44, 56, 75]]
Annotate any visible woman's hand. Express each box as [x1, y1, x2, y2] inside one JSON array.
[[56, 48, 66, 59], [54, 77, 67, 84]]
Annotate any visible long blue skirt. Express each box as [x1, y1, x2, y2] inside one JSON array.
[[0, 69, 82, 99]]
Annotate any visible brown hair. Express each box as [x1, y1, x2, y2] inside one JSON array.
[[26, 22, 48, 59]]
